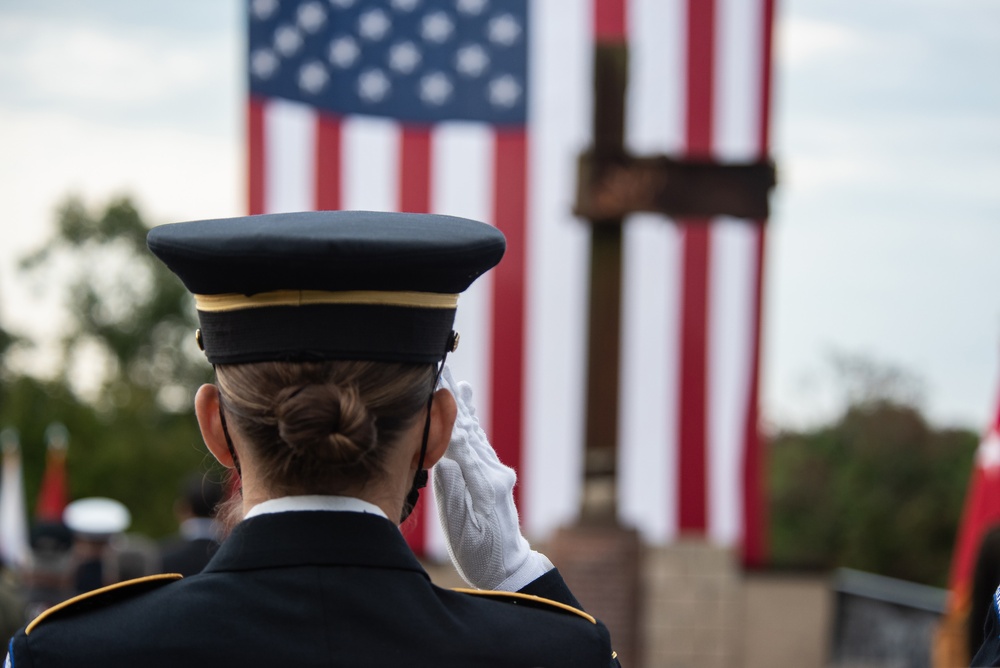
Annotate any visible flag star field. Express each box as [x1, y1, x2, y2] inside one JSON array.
[[249, 0, 528, 125]]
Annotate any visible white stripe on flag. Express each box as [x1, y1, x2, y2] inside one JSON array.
[[264, 99, 315, 213], [716, 0, 765, 163], [707, 219, 758, 544], [342, 115, 398, 212], [433, 123, 494, 439], [520, 0, 592, 541], [620, 215, 683, 544], [705, 0, 766, 544], [426, 123, 494, 561], [708, 0, 763, 544], [619, 0, 686, 543], [627, 0, 686, 157]]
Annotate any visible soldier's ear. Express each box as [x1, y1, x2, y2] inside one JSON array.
[[194, 384, 235, 469], [419, 387, 456, 470]]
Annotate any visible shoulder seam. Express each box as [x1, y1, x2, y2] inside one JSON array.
[[451, 587, 597, 624], [26, 573, 183, 635]]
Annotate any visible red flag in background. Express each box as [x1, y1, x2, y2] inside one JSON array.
[[35, 423, 69, 524], [949, 398, 1000, 605], [934, 382, 1000, 665], [245, 0, 773, 563]]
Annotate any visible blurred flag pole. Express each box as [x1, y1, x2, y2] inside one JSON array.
[[0, 428, 31, 570], [35, 423, 70, 524]]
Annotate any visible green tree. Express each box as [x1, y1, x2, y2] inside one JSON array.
[[19, 196, 209, 408], [768, 356, 978, 587], [2, 195, 218, 538]]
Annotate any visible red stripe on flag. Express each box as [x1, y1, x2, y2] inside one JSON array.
[[678, 225, 711, 531], [315, 113, 342, 211], [741, 0, 777, 567], [594, 0, 627, 43], [248, 97, 265, 215], [491, 130, 528, 507], [398, 125, 433, 556], [685, 0, 715, 156], [677, 0, 716, 533], [399, 126, 432, 213]]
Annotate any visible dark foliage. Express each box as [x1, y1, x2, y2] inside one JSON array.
[[769, 398, 977, 587], [1, 196, 219, 538]]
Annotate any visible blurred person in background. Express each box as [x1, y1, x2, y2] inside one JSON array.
[[62, 497, 130, 595], [0, 561, 25, 646], [20, 523, 72, 620], [159, 473, 224, 576]]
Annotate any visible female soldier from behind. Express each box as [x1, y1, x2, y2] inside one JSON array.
[[6, 211, 619, 667]]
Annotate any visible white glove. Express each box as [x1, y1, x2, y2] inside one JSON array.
[[433, 366, 553, 591]]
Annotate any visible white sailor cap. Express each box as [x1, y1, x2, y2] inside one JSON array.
[[62, 497, 132, 539]]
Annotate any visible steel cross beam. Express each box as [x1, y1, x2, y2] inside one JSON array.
[[577, 41, 775, 524]]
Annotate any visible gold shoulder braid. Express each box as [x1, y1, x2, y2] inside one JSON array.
[[451, 588, 597, 624], [26, 574, 183, 635], [453, 590, 618, 662]]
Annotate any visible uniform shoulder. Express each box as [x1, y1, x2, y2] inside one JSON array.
[[25, 573, 182, 636], [451, 587, 597, 624]]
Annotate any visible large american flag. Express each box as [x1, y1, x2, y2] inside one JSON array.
[[246, 0, 774, 564]]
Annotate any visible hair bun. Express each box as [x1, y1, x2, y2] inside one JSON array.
[[274, 383, 376, 467]]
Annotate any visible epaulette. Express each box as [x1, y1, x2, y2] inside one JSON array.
[[26, 574, 182, 635], [452, 588, 597, 624]]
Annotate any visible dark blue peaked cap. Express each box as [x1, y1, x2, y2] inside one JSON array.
[[147, 210, 505, 365]]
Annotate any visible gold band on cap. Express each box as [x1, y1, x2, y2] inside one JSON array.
[[194, 290, 459, 313]]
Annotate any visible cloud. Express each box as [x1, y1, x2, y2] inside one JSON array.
[[0, 106, 241, 342], [0, 14, 232, 111], [777, 16, 865, 69]]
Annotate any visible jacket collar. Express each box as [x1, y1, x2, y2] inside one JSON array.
[[202, 510, 429, 578]]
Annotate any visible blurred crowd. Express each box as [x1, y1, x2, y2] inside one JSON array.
[[0, 473, 224, 643]]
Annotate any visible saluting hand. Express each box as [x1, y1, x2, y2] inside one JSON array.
[[433, 365, 553, 591]]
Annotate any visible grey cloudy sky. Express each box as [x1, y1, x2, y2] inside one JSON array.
[[1, 0, 998, 430]]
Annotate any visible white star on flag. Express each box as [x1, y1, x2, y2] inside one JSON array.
[[488, 14, 521, 46], [420, 72, 453, 105], [274, 25, 304, 57], [251, 49, 280, 80], [358, 68, 391, 103], [389, 41, 422, 74], [488, 74, 520, 107], [299, 61, 328, 94], [328, 36, 360, 69], [297, 2, 327, 33], [457, 0, 489, 16], [456, 44, 490, 78], [422, 11, 455, 43], [358, 9, 391, 41]]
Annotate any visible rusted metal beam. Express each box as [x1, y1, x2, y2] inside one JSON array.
[[576, 153, 776, 221], [579, 41, 627, 524]]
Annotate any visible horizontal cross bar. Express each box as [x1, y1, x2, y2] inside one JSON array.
[[575, 152, 777, 221]]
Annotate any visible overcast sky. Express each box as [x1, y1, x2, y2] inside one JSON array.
[[1, 0, 998, 431]]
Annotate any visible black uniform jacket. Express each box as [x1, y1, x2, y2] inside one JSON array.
[[159, 535, 219, 577], [8, 511, 620, 667], [973, 586, 1000, 666]]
